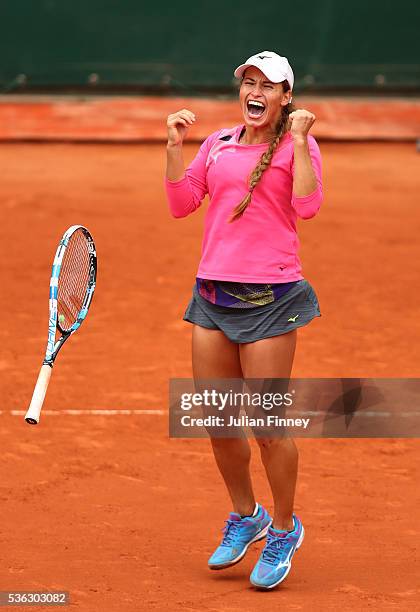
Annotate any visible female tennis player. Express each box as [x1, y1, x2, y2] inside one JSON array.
[[165, 51, 323, 590]]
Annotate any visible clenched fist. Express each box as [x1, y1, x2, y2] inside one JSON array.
[[167, 109, 196, 147], [288, 109, 316, 140]]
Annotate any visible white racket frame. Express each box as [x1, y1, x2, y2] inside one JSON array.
[[25, 225, 97, 424]]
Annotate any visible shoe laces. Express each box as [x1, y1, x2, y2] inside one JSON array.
[[220, 519, 242, 547], [261, 534, 289, 565]]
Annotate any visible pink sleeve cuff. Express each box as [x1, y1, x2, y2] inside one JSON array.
[[291, 185, 323, 219], [165, 174, 188, 186], [164, 175, 200, 218], [292, 184, 322, 203]]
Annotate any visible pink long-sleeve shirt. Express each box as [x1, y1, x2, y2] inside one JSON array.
[[165, 125, 323, 283]]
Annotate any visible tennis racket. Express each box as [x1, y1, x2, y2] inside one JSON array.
[[25, 225, 97, 425]]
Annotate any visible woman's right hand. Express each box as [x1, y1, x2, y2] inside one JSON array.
[[167, 109, 196, 147]]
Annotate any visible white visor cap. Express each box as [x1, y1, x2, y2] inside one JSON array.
[[234, 51, 294, 91]]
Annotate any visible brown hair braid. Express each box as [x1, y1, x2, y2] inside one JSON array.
[[229, 81, 294, 222]]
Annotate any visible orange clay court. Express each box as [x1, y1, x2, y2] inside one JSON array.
[[0, 98, 419, 611]]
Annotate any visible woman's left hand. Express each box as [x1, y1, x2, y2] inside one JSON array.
[[289, 109, 316, 140]]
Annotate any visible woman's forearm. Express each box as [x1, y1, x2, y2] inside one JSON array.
[[165, 142, 200, 218], [292, 137, 318, 197], [166, 143, 186, 181]]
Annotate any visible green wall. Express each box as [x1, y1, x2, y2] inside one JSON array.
[[0, 0, 419, 92]]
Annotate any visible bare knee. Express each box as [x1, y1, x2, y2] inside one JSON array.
[[211, 436, 237, 448], [211, 436, 246, 449], [256, 437, 276, 452], [210, 436, 251, 460], [255, 436, 292, 453]]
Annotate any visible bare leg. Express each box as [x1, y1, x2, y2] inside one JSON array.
[[192, 324, 255, 516], [239, 330, 298, 531]]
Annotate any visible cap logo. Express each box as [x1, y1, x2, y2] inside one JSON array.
[[258, 55, 269, 60]]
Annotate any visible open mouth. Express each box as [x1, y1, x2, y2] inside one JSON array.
[[246, 100, 266, 118]]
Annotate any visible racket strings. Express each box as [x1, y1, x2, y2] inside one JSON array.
[[57, 230, 91, 331]]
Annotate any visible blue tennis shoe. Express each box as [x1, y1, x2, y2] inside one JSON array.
[[250, 514, 304, 589], [208, 503, 272, 570]]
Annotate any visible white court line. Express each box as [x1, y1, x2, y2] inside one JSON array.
[[7, 409, 165, 416], [4, 409, 418, 417]]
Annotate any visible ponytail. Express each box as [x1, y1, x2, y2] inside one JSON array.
[[230, 82, 294, 222]]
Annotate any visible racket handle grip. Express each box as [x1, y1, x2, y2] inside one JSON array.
[[25, 364, 53, 425]]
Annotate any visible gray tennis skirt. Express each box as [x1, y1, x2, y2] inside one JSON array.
[[183, 279, 321, 344]]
